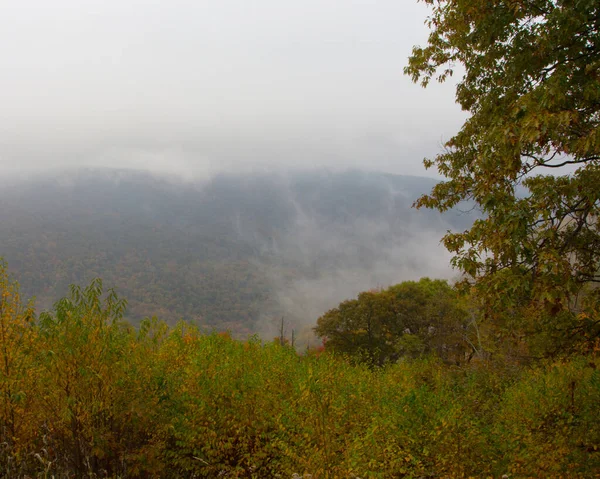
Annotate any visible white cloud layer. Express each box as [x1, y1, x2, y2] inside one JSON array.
[[0, 0, 466, 178]]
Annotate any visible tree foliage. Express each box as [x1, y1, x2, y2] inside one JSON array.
[[0, 260, 36, 461], [406, 0, 600, 349], [314, 278, 470, 364], [0, 264, 599, 477]]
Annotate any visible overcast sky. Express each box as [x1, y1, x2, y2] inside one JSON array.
[[0, 0, 466, 179]]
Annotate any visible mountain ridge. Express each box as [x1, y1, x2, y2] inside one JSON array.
[[0, 167, 475, 337]]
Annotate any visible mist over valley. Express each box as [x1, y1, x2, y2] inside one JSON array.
[[0, 168, 474, 340]]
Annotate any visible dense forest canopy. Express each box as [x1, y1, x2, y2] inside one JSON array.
[[0, 168, 473, 338]]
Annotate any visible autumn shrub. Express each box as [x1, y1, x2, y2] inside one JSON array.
[[0, 261, 38, 478], [161, 331, 294, 477], [1, 268, 599, 478], [32, 280, 167, 477], [492, 356, 600, 478], [272, 352, 377, 478]]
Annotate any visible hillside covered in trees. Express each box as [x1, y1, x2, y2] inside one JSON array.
[[0, 168, 473, 337]]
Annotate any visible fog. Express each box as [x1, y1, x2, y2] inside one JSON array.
[[248, 171, 469, 340], [257, 222, 457, 342], [0, 2, 473, 343], [0, 0, 466, 179], [0, 167, 473, 345]]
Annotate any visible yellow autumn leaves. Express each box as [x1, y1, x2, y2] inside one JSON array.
[[1, 261, 599, 478]]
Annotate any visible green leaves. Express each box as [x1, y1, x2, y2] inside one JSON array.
[[314, 279, 470, 365], [1, 263, 599, 477], [408, 0, 600, 354]]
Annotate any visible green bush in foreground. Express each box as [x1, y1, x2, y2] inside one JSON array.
[[1, 269, 599, 478]]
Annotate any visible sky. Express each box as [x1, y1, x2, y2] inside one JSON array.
[[0, 0, 467, 180]]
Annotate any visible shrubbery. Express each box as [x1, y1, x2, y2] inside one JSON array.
[[1, 263, 598, 478]]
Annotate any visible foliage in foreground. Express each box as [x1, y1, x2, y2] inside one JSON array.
[[1, 264, 599, 478]]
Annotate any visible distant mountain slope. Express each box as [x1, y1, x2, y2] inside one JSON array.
[[0, 168, 476, 336]]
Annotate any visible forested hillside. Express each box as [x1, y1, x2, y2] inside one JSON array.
[[0, 168, 473, 335]]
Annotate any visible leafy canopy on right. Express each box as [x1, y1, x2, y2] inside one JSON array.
[[405, 0, 600, 345]]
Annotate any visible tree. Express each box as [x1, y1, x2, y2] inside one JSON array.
[[314, 279, 469, 364], [37, 279, 131, 476], [405, 0, 600, 350], [314, 289, 397, 364], [0, 260, 36, 460]]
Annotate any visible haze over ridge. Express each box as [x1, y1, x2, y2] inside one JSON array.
[[0, 167, 473, 341], [0, 0, 466, 179], [0, 1, 473, 341]]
